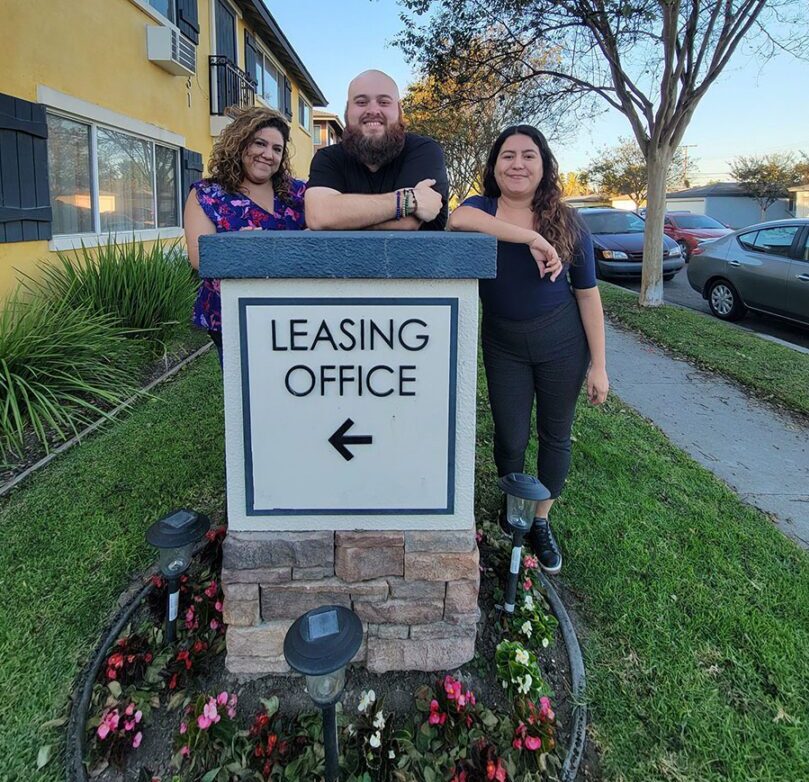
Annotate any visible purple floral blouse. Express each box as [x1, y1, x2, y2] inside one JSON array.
[[191, 178, 306, 332]]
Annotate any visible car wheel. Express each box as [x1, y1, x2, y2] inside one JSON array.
[[707, 279, 746, 321], [678, 240, 690, 261]]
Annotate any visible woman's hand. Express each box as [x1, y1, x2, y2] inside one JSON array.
[[587, 365, 609, 405], [528, 234, 563, 282]]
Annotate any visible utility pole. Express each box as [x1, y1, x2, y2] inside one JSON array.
[[681, 145, 697, 187]]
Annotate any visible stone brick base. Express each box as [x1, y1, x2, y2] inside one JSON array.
[[222, 529, 480, 675]]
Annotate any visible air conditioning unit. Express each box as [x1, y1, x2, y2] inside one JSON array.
[[147, 25, 196, 76]]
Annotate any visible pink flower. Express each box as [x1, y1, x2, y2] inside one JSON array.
[[539, 696, 555, 722], [210, 619, 220, 631], [525, 735, 542, 751], [217, 691, 229, 706], [97, 723, 110, 740], [215, 600, 223, 612], [135, 710, 142, 724], [180, 745, 190, 757], [205, 580, 218, 599], [523, 554, 539, 569], [125, 703, 135, 716], [428, 711, 442, 726], [203, 699, 221, 724], [475, 529, 484, 543], [132, 731, 143, 749], [523, 577, 533, 590], [124, 719, 135, 731], [512, 737, 523, 750], [197, 714, 211, 730], [179, 722, 187, 735]]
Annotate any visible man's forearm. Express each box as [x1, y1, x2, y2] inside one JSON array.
[[306, 190, 399, 230], [365, 216, 422, 231]]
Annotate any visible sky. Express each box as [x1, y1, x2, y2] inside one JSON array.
[[267, 0, 809, 184]]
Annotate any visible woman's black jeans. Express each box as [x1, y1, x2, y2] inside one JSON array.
[[482, 298, 590, 498]]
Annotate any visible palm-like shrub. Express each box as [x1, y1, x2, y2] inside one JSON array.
[[32, 238, 197, 345], [0, 295, 135, 461]]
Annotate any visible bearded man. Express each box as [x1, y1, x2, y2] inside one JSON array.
[[306, 70, 448, 231]]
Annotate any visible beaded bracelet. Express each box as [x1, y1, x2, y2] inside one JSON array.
[[395, 189, 402, 220]]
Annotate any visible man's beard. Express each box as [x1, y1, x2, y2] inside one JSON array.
[[342, 122, 406, 168]]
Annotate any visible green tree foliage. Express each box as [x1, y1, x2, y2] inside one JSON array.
[[729, 153, 804, 219], [584, 139, 693, 207]]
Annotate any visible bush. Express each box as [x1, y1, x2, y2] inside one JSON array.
[[30, 237, 197, 346], [0, 295, 134, 460]]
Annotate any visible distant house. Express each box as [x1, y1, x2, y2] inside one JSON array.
[[665, 183, 792, 229], [789, 185, 809, 218], [313, 110, 344, 153], [563, 194, 611, 209], [0, 0, 326, 299]]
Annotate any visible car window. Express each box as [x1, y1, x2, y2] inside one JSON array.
[[737, 231, 758, 251], [801, 231, 809, 262], [664, 217, 673, 226], [747, 226, 800, 257], [578, 211, 646, 234], [673, 214, 725, 229]]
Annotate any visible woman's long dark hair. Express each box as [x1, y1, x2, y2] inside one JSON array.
[[482, 125, 579, 262]]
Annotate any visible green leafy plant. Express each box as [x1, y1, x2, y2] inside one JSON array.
[[247, 696, 314, 780], [85, 687, 152, 774], [31, 236, 196, 345], [0, 294, 134, 460], [509, 568, 557, 652], [343, 690, 409, 781], [495, 642, 548, 702]]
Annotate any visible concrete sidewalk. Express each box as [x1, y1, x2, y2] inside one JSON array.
[[606, 321, 809, 550]]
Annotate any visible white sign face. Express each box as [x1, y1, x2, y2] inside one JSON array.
[[238, 297, 458, 516]]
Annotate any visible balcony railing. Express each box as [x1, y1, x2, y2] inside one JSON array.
[[209, 56, 256, 116]]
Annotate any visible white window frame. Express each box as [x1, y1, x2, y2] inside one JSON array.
[[253, 41, 286, 112], [45, 110, 183, 251], [298, 95, 312, 135]]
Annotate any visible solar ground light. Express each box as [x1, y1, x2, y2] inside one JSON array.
[[498, 473, 550, 614], [146, 508, 210, 643], [283, 605, 363, 782]]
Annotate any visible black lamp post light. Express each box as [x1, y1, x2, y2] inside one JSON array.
[[146, 508, 210, 644], [284, 605, 364, 782], [497, 473, 550, 614]]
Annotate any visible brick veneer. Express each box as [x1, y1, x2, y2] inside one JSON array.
[[222, 529, 480, 674]]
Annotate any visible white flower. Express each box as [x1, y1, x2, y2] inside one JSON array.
[[388, 750, 396, 759], [515, 648, 530, 665], [373, 711, 386, 730], [523, 595, 534, 611], [358, 690, 376, 713], [518, 673, 533, 695], [542, 637, 550, 648], [502, 680, 508, 689], [347, 723, 356, 736], [521, 620, 532, 638], [369, 731, 382, 749]]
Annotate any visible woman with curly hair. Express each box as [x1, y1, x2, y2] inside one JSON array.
[[184, 106, 306, 363], [448, 125, 608, 574]]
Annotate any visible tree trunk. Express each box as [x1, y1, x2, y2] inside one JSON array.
[[639, 147, 674, 307]]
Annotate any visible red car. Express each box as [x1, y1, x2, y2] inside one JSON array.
[[663, 212, 734, 260]]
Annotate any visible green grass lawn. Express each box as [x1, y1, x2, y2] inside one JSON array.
[[599, 282, 809, 418], [1, 348, 807, 781]]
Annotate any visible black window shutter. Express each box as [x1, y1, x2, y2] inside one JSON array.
[[283, 76, 292, 119], [0, 92, 51, 243], [176, 0, 200, 45], [181, 148, 204, 223], [244, 31, 257, 85]]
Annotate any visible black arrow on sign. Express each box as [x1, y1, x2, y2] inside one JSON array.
[[328, 418, 373, 461]]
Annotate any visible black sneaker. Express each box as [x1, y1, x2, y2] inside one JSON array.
[[527, 517, 562, 574]]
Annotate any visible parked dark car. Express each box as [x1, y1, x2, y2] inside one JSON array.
[[687, 219, 809, 323], [663, 211, 733, 259], [577, 208, 684, 280]]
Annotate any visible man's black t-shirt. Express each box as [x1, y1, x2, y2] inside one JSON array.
[[307, 133, 449, 231]]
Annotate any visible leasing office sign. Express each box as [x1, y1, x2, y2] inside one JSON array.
[[238, 297, 458, 515]]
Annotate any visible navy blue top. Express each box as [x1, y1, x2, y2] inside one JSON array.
[[461, 195, 597, 320]]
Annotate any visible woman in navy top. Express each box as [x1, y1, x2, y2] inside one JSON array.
[[448, 125, 608, 574]]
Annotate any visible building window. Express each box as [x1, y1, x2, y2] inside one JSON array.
[[252, 49, 282, 110], [47, 113, 180, 236], [148, 0, 175, 22], [298, 97, 311, 132], [314, 125, 323, 145]]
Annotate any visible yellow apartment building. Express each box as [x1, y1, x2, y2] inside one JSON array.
[[0, 0, 326, 297]]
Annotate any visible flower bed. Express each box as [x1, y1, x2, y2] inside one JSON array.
[[70, 521, 586, 781]]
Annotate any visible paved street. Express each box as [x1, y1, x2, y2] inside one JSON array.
[[607, 321, 809, 549], [616, 266, 809, 353]]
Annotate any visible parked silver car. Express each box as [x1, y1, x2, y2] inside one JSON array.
[[687, 219, 809, 324]]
